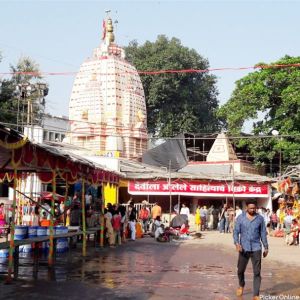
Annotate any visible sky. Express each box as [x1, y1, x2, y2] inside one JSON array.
[[0, 0, 299, 121]]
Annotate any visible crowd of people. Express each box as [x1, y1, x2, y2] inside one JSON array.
[[2, 194, 299, 249], [102, 201, 163, 247]]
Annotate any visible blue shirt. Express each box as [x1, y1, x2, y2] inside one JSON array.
[[233, 212, 268, 252]]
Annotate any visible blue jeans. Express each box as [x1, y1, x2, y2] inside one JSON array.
[[219, 218, 225, 233], [225, 219, 230, 233]]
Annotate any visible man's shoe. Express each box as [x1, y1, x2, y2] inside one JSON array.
[[253, 296, 260, 300], [236, 287, 244, 297]]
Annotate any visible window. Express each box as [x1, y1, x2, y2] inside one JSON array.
[[43, 130, 48, 141]]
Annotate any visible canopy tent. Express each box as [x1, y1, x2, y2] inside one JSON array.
[[0, 124, 120, 184]]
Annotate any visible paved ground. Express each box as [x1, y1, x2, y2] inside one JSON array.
[[0, 231, 300, 300]]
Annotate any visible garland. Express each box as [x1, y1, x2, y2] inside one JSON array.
[[0, 136, 28, 150]]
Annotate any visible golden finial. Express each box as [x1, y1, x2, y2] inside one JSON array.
[[106, 17, 115, 44]]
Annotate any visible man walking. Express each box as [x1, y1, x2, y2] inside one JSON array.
[[233, 200, 268, 300]]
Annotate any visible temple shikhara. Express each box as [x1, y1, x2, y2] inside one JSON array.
[[68, 16, 148, 158]]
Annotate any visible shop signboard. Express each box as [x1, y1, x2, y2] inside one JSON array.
[[128, 180, 269, 198]]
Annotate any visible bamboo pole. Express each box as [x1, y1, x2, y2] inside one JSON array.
[[63, 181, 69, 225], [6, 167, 17, 282], [81, 179, 86, 256], [48, 170, 56, 266], [100, 184, 104, 248]]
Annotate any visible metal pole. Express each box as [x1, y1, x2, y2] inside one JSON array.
[[63, 182, 69, 225], [48, 171, 56, 267], [232, 163, 235, 210], [100, 184, 104, 248], [168, 160, 172, 224], [6, 167, 17, 282], [81, 179, 86, 256], [279, 148, 282, 177], [16, 94, 20, 132], [193, 134, 195, 161]]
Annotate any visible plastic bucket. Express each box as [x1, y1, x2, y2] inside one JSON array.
[[20, 244, 32, 253], [46, 227, 56, 236], [37, 226, 47, 237], [55, 226, 69, 253], [14, 226, 28, 240], [37, 226, 47, 251], [55, 226, 68, 235], [56, 238, 68, 253], [28, 226, 38, 238]]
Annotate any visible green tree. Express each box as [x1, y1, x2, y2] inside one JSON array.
[[0, 56, 45, 130], [125, 35, 220, 137], [218, 55, 300, 169]]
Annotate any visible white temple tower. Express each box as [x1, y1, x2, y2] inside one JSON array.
[[68, 16, 148, 158]]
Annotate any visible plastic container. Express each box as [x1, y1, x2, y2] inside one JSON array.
[[56, 238, 68, 253], [20, 244, 32, 253], [55, 226, 69, 253], [46, 227, 56, 236], [37, 226, 47, 251], [14, 226, 28, 240], [0, 249, 9, 258], [28, 226, 38, 238], [37, 226, 47, 236]]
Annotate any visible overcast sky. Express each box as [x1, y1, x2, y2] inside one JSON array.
[[0, 0, 299, 124]]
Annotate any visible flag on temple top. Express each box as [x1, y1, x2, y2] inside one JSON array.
[[102, 20, 106, 40]]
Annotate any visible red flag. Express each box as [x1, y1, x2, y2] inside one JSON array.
[[102, 20, 106, 40]]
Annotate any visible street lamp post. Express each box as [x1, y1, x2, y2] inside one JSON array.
[[15, 82, 48, 135], [271, 130, 282, 177]]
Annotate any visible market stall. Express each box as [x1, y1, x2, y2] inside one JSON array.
[[0, 124, 120, 281]]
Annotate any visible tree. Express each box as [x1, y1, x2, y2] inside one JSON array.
[[0, 56, 46, 130], [125, 35, 220, 137], [218, 55, 300, 169]]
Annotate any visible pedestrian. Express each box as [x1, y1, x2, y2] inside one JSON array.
[[154, 216, 164, 240], [276, 206, 285, 230], [0, 203, 6, 236], [111, 207, 122, 246], [235, 205, 243, 220], [31, 206, 40, 226], [207, 205, 214, 230], [180, 203, 190, 221], [270, 211, 278, 231], [151, 202, 162, 221], [128, 201, 137, 241], [227, 206, 235, 233], [290, 219, 299, 246], [70, 204, 81, 226], [219, 204, 227, 233], [195, 204, 201, 232], [233, 200, 268, 300], [200, 206, 207, 231], [119, 205, 127, 243], [139, 205, 150, 233], [104, 208, 115, 247], [212, 206, 219, 230]]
